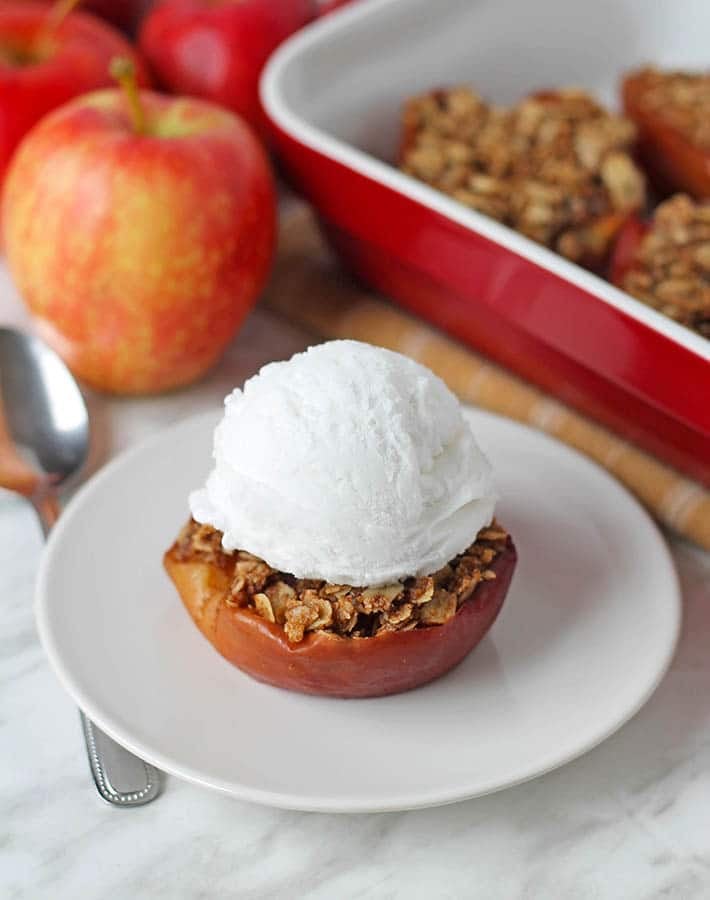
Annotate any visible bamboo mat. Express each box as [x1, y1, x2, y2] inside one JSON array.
[[262, 206, 710, 551]]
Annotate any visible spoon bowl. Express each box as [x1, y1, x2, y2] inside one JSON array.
[[0, 327, 89, 488]]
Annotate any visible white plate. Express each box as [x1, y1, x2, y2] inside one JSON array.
[[35, 409, 681, 813]]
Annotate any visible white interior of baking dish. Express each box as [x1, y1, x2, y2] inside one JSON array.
[[262, 0, 710, 360]]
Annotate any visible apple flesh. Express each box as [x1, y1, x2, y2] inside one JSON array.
[[0, 2, 148, 184], [2, 88, 276, 394], [139, 0, 315, 138]]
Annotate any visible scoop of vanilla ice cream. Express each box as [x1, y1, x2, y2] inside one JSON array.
[[190, 340, 496, 586]]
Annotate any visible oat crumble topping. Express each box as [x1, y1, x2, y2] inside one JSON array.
[[628, 67, 710, 149], [399, 86, 645, 264], [620, 193, 710, 337], [172, 519, 509, 643]]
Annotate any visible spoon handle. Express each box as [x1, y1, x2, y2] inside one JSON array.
[[80, 712, 161, 807], [33, 494, 162, 807]]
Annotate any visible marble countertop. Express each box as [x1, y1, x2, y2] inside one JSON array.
[[2, 273, 710, 900]]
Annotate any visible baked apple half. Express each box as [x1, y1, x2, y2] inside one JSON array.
[[164, 519, 517, 698]]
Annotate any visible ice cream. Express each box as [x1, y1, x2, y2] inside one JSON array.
[[190, 340, 496, 586]]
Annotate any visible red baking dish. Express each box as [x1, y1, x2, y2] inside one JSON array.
[[261, 0, 710, 484]]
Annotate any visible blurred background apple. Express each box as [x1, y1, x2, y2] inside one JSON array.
[[316, 0, 354, 15], [139, 0, 315, 139], [84, 0, 152, 33]]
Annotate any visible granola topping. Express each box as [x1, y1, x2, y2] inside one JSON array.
[[173, 520, 233, 569], [399, 86, 645, 263], [173, 519, 509, 643], [629, 67, 710, 149], [621, 194, 710, 337]]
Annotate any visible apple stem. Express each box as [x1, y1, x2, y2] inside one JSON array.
[[110, 57, 146, 136], [43, 0, 83, 36], [34, 0, 82, 53]]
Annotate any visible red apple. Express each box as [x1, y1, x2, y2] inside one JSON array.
[[0, 1, 149, 184], [17, 1, 151, 34], [84, 0, 152, 33], [139, 0, 315, 138], [2, 60, 276, 394], [316, 0, 355, 15]]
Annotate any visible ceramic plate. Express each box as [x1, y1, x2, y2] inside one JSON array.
[[35, 409, 681, 813]]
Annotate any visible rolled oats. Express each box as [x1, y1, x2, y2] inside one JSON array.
[[620, 193, 710, 336], [175, 519, 510, 644], [231, 553, 272, 601], [627, 67, 710, 149], [253, 592, 275, 623], [265, 580, 295, 624], [400, 86, 644, 264], [304, 593, 334, 631], [408, 576, 435, 606], [172, 520, 232, 568], [419, 591, 457, 625], [357, 583, 404, 613], [284, 604, 318, 643]]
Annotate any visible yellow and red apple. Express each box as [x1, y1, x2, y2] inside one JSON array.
[[2, 60, 276, 394]]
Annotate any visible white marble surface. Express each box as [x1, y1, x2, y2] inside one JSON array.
[[2, 274, 710, 900]]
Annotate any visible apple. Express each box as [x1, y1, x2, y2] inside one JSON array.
[[0, 0, 149, 184], [84, 0, 151, 33], [316, 0, 355, 15], [2, 59, 276, 394], [17, 1, 151, 34], [139, 0, 315, 138]]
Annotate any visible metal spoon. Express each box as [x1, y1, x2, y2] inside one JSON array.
[[0, 326, 160, 807]]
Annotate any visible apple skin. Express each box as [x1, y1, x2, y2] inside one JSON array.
[[84, 0, 151, 33], [0, 2, 149, 184], [139, 0, 315, 138], [2, 89, 276, 394], [316, 0, 355, 15]]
